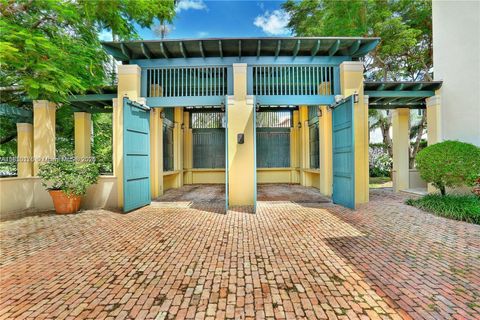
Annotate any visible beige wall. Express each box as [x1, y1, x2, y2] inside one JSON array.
[[0, 176, 118, 215], [433, 1, 480, 146]]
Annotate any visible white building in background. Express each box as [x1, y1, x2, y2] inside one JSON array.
[[432, 0, 480, 146]]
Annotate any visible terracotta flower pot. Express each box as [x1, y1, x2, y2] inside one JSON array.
[[48, 190, 82, 214]]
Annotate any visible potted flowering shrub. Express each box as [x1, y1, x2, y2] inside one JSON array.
[[38, 160, 100, 214]]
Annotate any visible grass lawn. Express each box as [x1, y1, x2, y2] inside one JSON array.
[[369, 176, 392, 188], [406, 194, 480, 224]]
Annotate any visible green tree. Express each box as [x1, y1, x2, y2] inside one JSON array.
[[0, 0, 175, 172], [283, 0, 433, 164], [416, 141, 480, 196], [0, 0, 175, 104]]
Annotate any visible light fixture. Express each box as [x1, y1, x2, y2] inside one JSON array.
[[353, 92, 359, 103], [181, 124, 185, 129], [160, 111, 165, 119], [317, 107, 322, 118], [297, 122, 302, 129]]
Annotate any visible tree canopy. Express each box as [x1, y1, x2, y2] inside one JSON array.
[[0, 0, 176, 105], [283, 0, 433, 81]]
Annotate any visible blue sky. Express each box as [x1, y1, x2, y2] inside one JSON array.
[[139, 0, 293, 40]]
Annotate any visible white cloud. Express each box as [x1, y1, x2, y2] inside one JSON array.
[[253, 10, 290, 36], [197, 31, 209, 38], [176, 0, 207, 13]]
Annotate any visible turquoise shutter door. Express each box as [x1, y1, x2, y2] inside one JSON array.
[[332, 95, 355, 209], [123, 98, 151, 212]]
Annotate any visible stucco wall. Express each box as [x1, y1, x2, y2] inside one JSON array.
[[0, 176, 118, 215], [432, 1, 480, 146]]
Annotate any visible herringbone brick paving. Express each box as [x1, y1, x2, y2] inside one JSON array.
[[0, 189, 479, 319]]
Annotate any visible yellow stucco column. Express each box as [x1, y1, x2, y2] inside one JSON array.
[[16, 123, 33, 177], [392, 108, 410, 192], [426, 95, 442, 145], [298, 105, 309, 186], [290, 110, 300, 183], [173, 108, 184, 188], [74, 112, 91, 159], [183, 111, 193, 184], [319, 106, 333, 196], [33, 100, 56, 175], [114, 64, 141, 208], [339, 61, 369, 204], [150, 107, 163, 198], [227, 63, 255, 206]]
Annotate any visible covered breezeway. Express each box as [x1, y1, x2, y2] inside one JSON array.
[[153, 183, 330, 205]]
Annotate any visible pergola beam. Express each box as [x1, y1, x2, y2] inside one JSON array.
[[179, 41, 187, 58], [218, 40, 223, 58], [103, 45, 129, 61], [311, 40, 321, 57], [199, 41, 205, 58], [120, 43, 131, 59], [275, 40, 281, 59], [348, 40, 361, 56], [354, 39, 380, 56], [140, 43, 151, 59], [292, 40, 301, 58], [328, 40, 340, 56], [159, 42, 169, 59]]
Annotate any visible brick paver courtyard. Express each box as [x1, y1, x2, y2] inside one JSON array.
[[0, 189, 479, 319]]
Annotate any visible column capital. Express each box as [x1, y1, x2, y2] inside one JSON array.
[[16, 123, 33, 132], [232, 63, 247, 73], [74, 111, 90, 117], [339, 61, 364, 72], [117, 64, 141, 76], [426, 95, 441, 107], [33, 100, 56, 109]]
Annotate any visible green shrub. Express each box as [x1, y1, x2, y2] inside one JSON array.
[[38, 160, 100, 196], [415, 141, 480, 195], [406, 195, 480, 224]]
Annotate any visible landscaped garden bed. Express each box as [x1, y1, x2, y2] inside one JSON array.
[[406, 195, 480, 224], [406, 140, 480, 224]]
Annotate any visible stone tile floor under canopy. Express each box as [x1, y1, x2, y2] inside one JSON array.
[[0, 188, 479, 319]]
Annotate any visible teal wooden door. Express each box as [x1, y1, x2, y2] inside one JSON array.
[[224, 97, 229, 212], [332, 95, 355, 209], [123, 98, 151, 212]]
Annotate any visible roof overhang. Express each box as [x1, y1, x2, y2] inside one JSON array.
[[365, 81, 443, 109], [102, 37, 380, 62]]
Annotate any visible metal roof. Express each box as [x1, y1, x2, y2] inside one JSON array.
[[365, 81, 443, 109], [102, 37, 380, 62]]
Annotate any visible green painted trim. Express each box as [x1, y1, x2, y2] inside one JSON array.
[[365, 90, 435, 98], [68, 93, 117, 102], [0, 104, 32, 119]]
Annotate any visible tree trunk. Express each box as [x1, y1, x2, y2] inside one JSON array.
[[439, 185, 446, 196], [0, 134, 16, 145], [410, 112, 426, 168]]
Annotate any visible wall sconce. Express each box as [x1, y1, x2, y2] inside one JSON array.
[[353, 92, 359, 103], [317, 107, 322, 118], [256, 103, 260, 112], [160, 111, 165, 119], [181, 124, 185, 129], [297, 122, 302, 129]]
